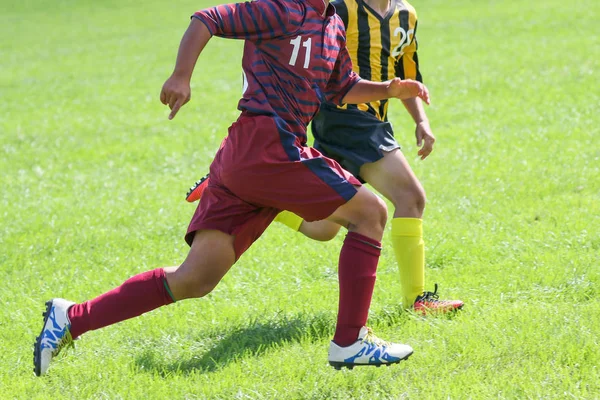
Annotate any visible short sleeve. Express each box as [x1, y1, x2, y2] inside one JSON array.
[[394, 31, 422, 82], [193, 0, 305, 43], [324, 46, 361, 105]]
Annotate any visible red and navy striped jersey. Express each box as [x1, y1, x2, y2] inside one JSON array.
[[194, 0, 360, 143]]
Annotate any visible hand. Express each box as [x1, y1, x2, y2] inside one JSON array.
[[160, 74, 191, 120], [387, 78, 430, 105], [415, 120, 435, 160]]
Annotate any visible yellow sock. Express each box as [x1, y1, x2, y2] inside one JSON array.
[[391, 218, 425, 308], [274, 210, 304, 232]]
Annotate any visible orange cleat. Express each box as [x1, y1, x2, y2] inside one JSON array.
[[412, 284, 464, 315], [185, 174, 210, 203]]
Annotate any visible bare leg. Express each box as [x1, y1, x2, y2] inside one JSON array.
[[165, 229, 236, 300], [327, 185, 387, 240], [67, 229, 236, 340], [359, 148, 425, 217], [298, 219, 341, 241], [296, 148, 422, 240], [360, 148, 426, 308], [294, 184, 386, 242]]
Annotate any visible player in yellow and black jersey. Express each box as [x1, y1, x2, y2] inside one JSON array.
[[185, 0, 463, 313], [277, 0, 465, 313], [331, 0, 422, 121]]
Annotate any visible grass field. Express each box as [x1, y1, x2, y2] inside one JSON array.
[[1, 0, 599, 398]]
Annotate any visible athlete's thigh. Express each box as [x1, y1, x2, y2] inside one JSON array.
[[185, 178, 279, 261], [166, 229, 237, 299], [359, 148, 423, 202]]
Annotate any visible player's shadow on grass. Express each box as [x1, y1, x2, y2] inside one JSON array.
[[134, 312, 334, 376], [133, 304, 428, 375]]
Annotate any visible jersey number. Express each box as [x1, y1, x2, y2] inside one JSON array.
[[242, 71, 248, 95], [289, 36, 312, 69], [391, 27, 414, 58]]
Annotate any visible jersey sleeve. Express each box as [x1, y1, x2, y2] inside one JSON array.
[[394, 31, 423, 82], [331, 0, 349, 28], [193, 0, 305, 42], [324, 46, 361, 105]]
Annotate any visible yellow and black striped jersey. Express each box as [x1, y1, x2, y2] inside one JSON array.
[[333, 0, 421, 121]]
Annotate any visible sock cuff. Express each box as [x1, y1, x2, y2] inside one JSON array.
[[153, 268, 176, 304], [345, 232, 382, 255], [391, 217, 423, 237], [274, 210, 303, 231], [163, 279, 177, 303]]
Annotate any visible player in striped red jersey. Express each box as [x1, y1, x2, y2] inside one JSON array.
[[34, 0, 431, 375]]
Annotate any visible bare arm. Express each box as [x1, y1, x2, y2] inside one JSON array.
[[161, 0, 306, 119], [160, 19, 212, 120], [402, 97, 428, 124], [341, 78, 430, 107], [402, 97, 436, 160]]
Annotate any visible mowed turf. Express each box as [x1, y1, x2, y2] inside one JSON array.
[[1, 0, 598, 398]]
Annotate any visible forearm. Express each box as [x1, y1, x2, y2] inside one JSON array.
[[172, 18, 212, 81], [340, 80, 391, 105], [402, 97, 428, 124]]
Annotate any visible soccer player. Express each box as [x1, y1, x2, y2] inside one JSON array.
[[187, 0, 464, 314], [34, 0, 431, 376]]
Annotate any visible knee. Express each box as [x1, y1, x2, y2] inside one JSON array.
[[360, 194, 388, 230], [178, 276, 219, 299], [374, 195, 388, 228], [187, 279, 218, 299], [413, 186, 426, 214], [340, 188, 389, 240], [392, 183, 426, 216], [167, 265, 221, 300]]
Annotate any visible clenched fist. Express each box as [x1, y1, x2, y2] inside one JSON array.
[[387, 78, 430, 105]]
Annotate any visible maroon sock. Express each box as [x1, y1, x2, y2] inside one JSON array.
[[333, 232, 381, 347], [68, 268, 175, 339]]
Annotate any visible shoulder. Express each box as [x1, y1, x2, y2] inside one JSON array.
[[396, 0, 417, 18], [331, 0, 353, 14], [255, 0, 306, 16], [328, 14, 348, 40], [331, 0, 352, 26], [331, 13, 345, 26], [278, 0, 306, 13]]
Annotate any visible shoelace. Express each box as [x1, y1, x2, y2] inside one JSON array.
[[52, 330, 74, 356], [363, 327, 390, 347], [415, 283, 440, 303]]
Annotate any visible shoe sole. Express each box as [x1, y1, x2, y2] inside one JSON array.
[[33, 300, 54, 377], [413, 303, 464, 316], [329, 350, 413, 370], [185, 174, 209, 203]]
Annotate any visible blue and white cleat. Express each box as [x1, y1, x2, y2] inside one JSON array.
[[328, 326, 413, 370], [33, 298, 75, 376]]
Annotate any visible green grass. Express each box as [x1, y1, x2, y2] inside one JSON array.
[[1, 0, 599, 398]]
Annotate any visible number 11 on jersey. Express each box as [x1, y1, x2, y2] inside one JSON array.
[[289, 36, 312, 69]]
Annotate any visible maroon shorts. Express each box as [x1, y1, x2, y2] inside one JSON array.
[[186, 114, 361, 259]]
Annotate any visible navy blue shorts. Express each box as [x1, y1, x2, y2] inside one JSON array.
[[311, 104, 400, 182]]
